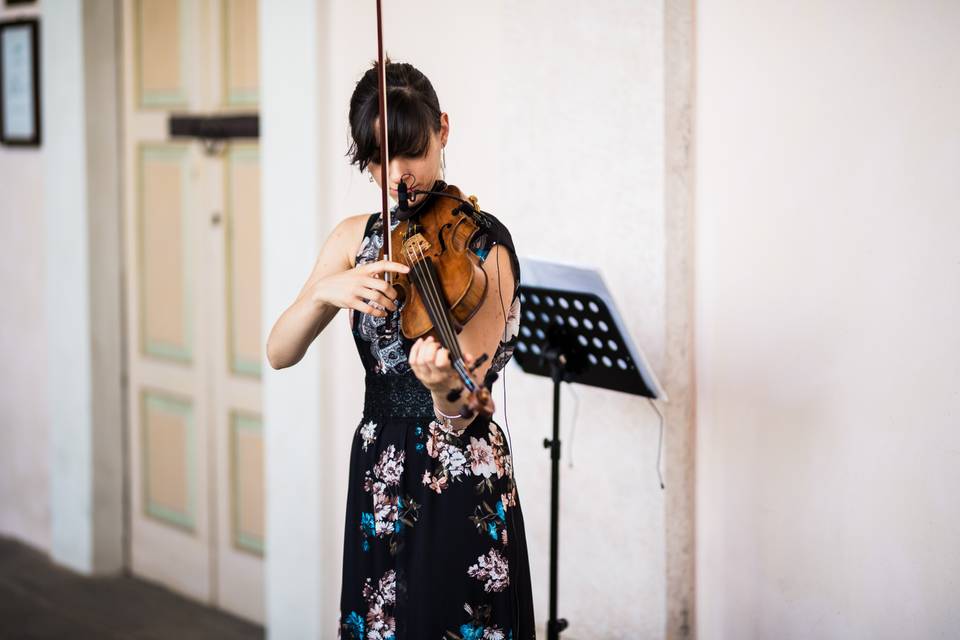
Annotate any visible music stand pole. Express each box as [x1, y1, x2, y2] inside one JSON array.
[[544, 350, 568, 640], [513, 258, 669, 640]]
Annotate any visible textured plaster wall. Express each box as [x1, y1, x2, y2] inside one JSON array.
[[307, 1, 669, 636], [0, 2, 50, 553], [696, 1, 960, 638]]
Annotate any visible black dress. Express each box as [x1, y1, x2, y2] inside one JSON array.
[[338, 207, 536, 640]]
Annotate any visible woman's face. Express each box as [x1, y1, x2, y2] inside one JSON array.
[[367, 112, 449, 205]]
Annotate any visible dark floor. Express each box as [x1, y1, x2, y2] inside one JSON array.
[[0, 535, 264, 639]]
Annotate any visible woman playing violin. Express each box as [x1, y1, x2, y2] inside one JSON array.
[[266, 60, 535, 640]]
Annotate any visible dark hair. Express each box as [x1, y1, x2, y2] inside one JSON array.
[[348, 60, 442, 172]]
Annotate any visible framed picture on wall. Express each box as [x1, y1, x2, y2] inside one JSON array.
[[0, 18, 41, 146]]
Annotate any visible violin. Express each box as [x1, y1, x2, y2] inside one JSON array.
[[372, 1, 496, 420]]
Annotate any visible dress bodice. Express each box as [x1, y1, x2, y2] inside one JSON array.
[[350, 206, 522, 416]]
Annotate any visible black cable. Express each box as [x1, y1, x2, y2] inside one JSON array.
[[404, 186, 494, 229], [491, 240, 522, 636]]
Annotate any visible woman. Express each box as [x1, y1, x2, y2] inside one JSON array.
[[266, 61, 535, 640]]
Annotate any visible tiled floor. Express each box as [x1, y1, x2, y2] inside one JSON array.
[[0, 535, 263, 639]]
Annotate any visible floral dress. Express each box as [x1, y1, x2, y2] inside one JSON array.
[[338, 208, 535, 640]]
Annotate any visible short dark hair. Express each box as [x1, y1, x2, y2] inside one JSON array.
[[347, 60, 442, 172]]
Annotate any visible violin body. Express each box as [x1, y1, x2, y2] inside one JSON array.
[[380, 183, 488, 340]]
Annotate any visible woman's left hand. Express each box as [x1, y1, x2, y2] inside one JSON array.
[[408, 336, 460, 392]]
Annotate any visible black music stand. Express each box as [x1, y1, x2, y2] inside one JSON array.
[[513, 257, 667, 640]]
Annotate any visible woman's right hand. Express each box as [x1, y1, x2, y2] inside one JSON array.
[[310, 259, 409, 317]]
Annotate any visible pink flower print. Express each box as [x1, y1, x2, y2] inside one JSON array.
[[466, 437, 497, 478], [426, 422, 444, 458], [438, 442, 468, 478], [467, 548, 510, 593], [374, 445, 404, 486], [362, 569, 397, 640], [364, 477, 386, 498], [372, 490, 398, 537], [422, 470, 448, 494], [494, 451, 513, 480], [377, 569, 397, 606], [359, 420, 377, 452], [488, 422, 505, 448], [365, 601, 395, 640]]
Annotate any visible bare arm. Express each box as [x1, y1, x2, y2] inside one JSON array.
[[265, 214, 408, 369], [409, 244, 516, 431]]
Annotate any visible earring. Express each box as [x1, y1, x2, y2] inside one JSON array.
[[441, 147, 446, 180], [368, 171, 374, 183]]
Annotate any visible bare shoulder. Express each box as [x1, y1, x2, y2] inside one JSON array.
[[304, 213, 372, 288], [329, 213, 373, 268], [480, 244, 516, 301]]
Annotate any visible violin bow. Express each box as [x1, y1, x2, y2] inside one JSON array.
[[371, 1, 493, 418], [375, 0, 393, 280]]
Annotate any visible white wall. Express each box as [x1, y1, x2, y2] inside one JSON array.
[[0, 1, 49, 553], [696, 1, 960, 638], [42, 0, 124, 575], [282, 0, 670, 636], [262, 1, 328, 636]]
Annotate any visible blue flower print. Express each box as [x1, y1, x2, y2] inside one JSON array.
[[496, 499, 506, 521], [345, 611, 364, 639], [487, 522, 499, 541], [361, 539, 370, 552], [415, 425, 423, 437], [415, 442, 425, 452], [459, 623, 484, 640], [361, 512, 376, 537]]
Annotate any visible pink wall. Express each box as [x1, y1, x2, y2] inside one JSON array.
[[696, 1, 960, 637]]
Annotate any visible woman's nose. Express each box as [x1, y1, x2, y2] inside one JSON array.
[[388, 160, 404, 187]]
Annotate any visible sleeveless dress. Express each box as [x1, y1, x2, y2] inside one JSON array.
[[338, 208, 536, 640]]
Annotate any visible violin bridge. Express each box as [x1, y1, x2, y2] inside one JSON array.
[[403, 233, 432, 257]]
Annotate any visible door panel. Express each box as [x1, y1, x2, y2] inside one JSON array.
[[121, 0, 263, 624], [211, 139, 264, 621], [135, 0, 191, 108], [225, 144, 262, 378], [222, 0, 259, 107], [138, 143, 194, 362]]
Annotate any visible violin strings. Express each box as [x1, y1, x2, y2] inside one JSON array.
[[407, 239, 464, 365], [405, 240, 462, 363], [417, 240, 468, 364], [411, 251, 463, 367], [412, 243, 463, 364]]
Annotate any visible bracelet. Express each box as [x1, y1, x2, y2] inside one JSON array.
[[434, 406, 463, 420]]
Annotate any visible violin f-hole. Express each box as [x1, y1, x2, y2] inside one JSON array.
[[438, 222, 453, 253]]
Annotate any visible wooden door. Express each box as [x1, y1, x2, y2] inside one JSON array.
[[120, 0, 264, 624]]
